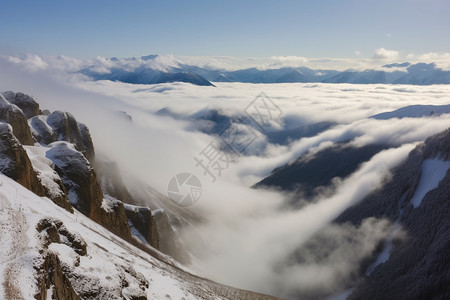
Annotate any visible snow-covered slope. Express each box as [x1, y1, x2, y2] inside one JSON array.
[[0, 174, 278, 299], [371, 104, 450, 120]]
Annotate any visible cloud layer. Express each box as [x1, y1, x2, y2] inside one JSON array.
[[2, 56, 450, 298], [5, 50, 450, 74]]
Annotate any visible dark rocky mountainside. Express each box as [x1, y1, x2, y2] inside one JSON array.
[[334, 129, 450, 300], [253, 125, 450, 299], [255, 143, 389, 201]]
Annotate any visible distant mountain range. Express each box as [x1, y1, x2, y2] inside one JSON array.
[[81, 56, 450, 86]]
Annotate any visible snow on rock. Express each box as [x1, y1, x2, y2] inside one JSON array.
[[1, 91, 41, 119], [45, 111, 95, 160], [371, 104, 450, 120], [45, 141, 91, 208], [0, 174, 274, 299], [0, 93, 34, 145], [410, 157, 450, 208], [28, 115, 57, 145], [101, 194, 121, 213], [0, 122, 47, 197], [0, 123, 14, 172], [24, 146, 66, 200]]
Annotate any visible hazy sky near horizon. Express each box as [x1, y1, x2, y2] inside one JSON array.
[[1, 0, 449, 60]]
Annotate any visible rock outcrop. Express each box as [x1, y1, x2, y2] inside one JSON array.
[[99, 197, 132, 239], [36, 253, 81, 300], [1, 90, 191, 268], [0, 123, 46, 196], [46, 142, 101, 215], [29, 115, 57, 145], [45, 142, 130, 239], [2, 91, 41, 118], [0, 94, 34, 145], [125, 204, 159, 249], [46, 111, 95, 161]]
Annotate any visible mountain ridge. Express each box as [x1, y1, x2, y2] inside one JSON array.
[[81, 56, 450, 86]]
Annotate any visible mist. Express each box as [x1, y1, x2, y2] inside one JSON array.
[[2, 55, 450, 298]]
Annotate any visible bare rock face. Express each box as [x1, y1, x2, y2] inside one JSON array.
[[36, 218, 85, 300], [1, 91, 41, 118], [99, 197, 132, 239], [78, 122, 95, 161], [46, 142, 100, 215], [29, 115, 57, 145], [46, 111, 95, 161], [0, 94, 34, 145], [0, 123, 46, 196], [46, 142, 130, 240], [37, 253, 81, 300], [125, 205, 159, 249]]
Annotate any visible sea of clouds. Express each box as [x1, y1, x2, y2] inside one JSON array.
[[2, 55, 450, 299]]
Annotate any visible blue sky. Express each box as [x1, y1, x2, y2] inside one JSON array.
[[1, 0, 449, 59]]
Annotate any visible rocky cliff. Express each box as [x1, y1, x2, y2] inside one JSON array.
[[0, 91, 190, 259], [0, 90, 280, 300], [0, 122, 46, 196]]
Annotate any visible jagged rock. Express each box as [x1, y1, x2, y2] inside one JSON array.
[[36, 217, 87, 256], [1, 91, 41, 118], [29, 115, 57, 145], [78, 123, 95, 161], [100, 197, 132, 239], [46, 111, 95, 161], [46, 142, 130, 240], [124, 204, 159, 249], [0, 123, 46, 195], [0, 93, 34, 145], [25, 145, 73, 212], [36, 252, 81, 300], [46, 142, 100, 215]]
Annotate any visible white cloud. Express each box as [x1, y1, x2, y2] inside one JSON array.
[[6, 54, 49, 72], [6, 51, 450, 75], [373, 48, 399, 61], [2, 56, 450, 298]]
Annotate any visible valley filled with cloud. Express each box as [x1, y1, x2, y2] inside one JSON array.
[[2, 54, 450, 298]]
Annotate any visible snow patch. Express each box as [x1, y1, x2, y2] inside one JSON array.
[[410, 157, 450, 208]]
